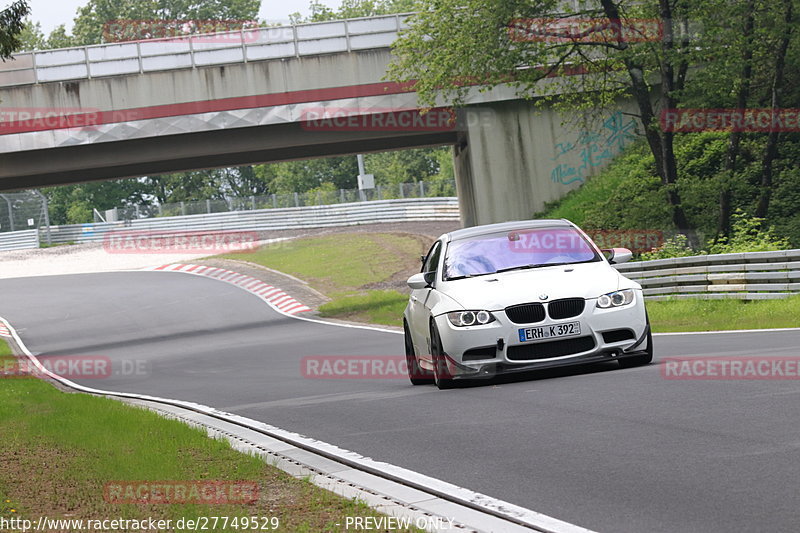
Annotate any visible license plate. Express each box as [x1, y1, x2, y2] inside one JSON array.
[[518, 321, 581, 343]]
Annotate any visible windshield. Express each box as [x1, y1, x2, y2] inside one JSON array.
[[444, 227, 600, 280]]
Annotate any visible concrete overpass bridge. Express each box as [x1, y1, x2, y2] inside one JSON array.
[[0, 14, 638, 226]]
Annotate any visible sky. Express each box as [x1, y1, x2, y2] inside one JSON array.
[[26, 0, 341, 35]]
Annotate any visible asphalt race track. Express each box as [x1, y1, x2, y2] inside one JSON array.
[[2, 271, 800, 533]]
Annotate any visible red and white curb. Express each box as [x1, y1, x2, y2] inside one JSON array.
[[147, 264, 312, 315], [0, 323, 10, 337]]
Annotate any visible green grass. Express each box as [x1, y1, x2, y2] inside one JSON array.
[[534, 141, 673, 233], [316, 290, 800, 332], [228, 233, 424, 295], [539, 165, 633, 226], [648, 296, 800, 332], [222, 232, 800, 332], [39, 241, 76, 248], [0, 340, 421, 532], [536, 133, 800, 249], [315, 293, 800, 332], [318, 290, 408, 327], [224, 233, 428, 327]]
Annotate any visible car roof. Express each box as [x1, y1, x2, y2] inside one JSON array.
[[445, 219, 574, 242]]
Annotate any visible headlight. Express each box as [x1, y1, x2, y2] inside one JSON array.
[[447, 310, 496, 327], [596, 289, 635, 308]]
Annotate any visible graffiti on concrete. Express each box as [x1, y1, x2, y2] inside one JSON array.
[[550, 111, 638, 185]]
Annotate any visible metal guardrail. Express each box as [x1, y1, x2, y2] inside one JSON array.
[[0, 13, 412, 86], [0, 229, 39, 251], [104, 180, 457, 221], [45, 197, 460, 245], [616, 250, 800, 300]]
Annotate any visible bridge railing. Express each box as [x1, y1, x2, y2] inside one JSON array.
[[0, 13, 413, 86]]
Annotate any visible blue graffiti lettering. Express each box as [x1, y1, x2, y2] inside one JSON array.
[[550, 111, 638, 185]]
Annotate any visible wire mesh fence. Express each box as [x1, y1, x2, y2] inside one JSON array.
[[98, 179, 457, 222], [0, 190, 50, 238]]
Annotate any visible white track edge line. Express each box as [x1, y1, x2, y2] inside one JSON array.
[[144, 266, 403, 334], [142, 267, 800, 337], [653, 327, 800, 336], [0, 316, 593, 533]]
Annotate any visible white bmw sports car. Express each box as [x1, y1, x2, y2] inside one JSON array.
[[403, 220, 652, 389]]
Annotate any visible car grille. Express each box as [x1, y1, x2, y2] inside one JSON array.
[[505, 303, 546, 324], [507, 336, 596, 361], [602, 329, 635, 343], [547, 298, 585, 319]]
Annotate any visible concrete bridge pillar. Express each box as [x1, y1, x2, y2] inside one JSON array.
[[453, 100, 640, 227]]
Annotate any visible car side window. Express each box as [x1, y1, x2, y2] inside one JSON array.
[[421, 241, 442, 275]]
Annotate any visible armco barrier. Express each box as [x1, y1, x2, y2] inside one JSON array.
[[42, 197, 460, 245], [0, 229, 39, 251], [615, 249, 800, 300]]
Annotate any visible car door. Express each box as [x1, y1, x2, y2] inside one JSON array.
[[409, 240, 442, 357]]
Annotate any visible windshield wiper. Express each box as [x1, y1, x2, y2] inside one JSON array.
[[494, 262, 571, 274], [447, 259, 595, 280], [446, 272, 484, 281], [494, 258, 602, 274]]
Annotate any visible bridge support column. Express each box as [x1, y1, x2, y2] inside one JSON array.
[[452, 138, 476, 228], [453, 100, 635, 227]]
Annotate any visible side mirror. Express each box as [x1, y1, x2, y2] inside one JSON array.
[[603, 248, 632, 264], [407, 272, 435, 289], [420, 255, 426, 263]]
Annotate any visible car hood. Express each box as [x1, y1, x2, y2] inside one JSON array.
[[439, 261, 633, 311]]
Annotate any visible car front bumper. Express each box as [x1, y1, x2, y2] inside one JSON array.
[[433, 295, 649, 379]]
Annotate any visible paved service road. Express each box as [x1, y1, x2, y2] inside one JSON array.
[[2, 271, 799, 533]]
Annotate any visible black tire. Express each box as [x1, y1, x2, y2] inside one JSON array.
[[430, 322, 456, 390], [618, 326, 653, 368], [405, 321, 433, 385]]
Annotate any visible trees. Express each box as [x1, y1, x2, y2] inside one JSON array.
[[32, 0, 265, 220], [261, 0, 453, 199], [29, 0, 452, 221], [70, 0, 260, 45], [381, 2, 734, 239], [683, 0, 800, 236], [11, 18, 72, 51], [718, 0, 755, 237], [44, 179, 153, 224], [0, 0, 29, 58], [389, 0, 800, 241], [302, 0, 416, 22], [755, 0, 795, 219], [14, 18, 44, 50]]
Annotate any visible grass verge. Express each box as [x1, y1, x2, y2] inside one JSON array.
[[0, 340, 421, 532], [223, 233, 430, 327], [647, 296, 800, 332], [223, 233, 799, 332], [318, 291, 409, 326], [232, 233, 424, 294]]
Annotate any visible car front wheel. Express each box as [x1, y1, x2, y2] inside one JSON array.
[[430, 321, 455, 390], [618, 324, 653, 368], [405, 321, 433, 385]]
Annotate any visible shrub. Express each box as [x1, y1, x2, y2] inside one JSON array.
[[707, 211, 791, 254], [639, 234, 699, 260], [638, 212, 791, 260], [538, 132, 800, 248]]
